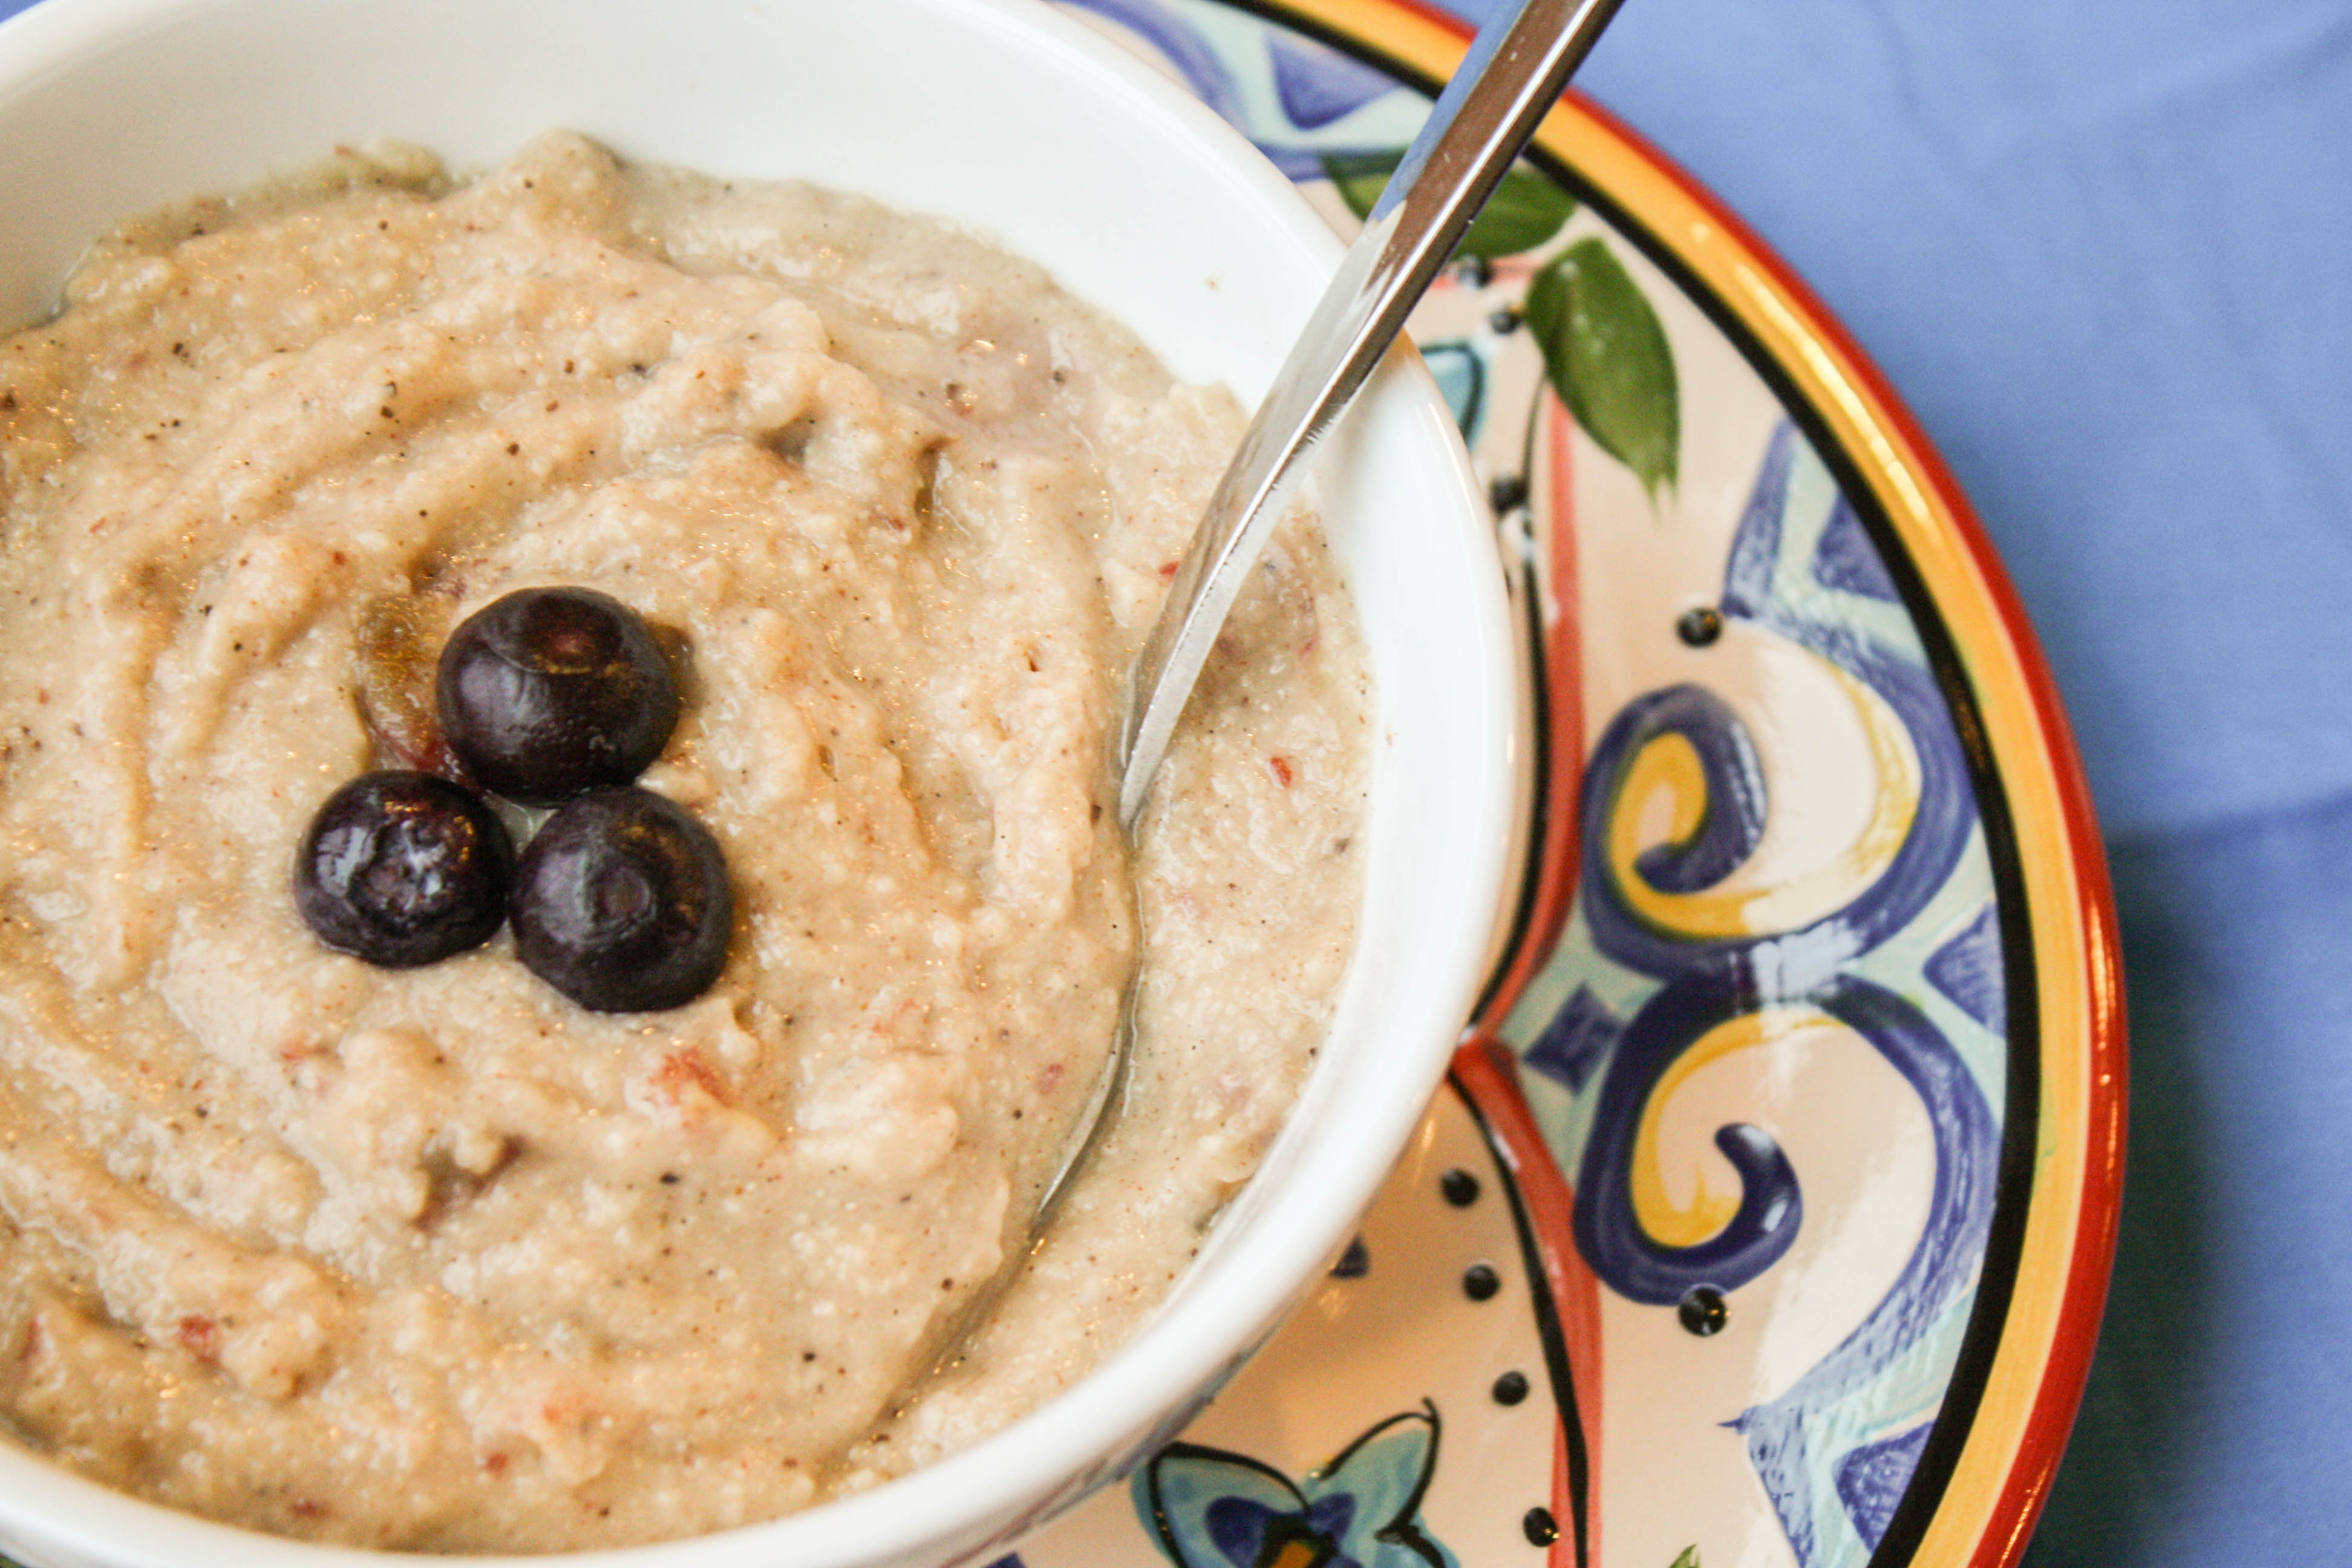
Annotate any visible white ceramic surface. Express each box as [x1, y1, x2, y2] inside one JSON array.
[[0, 1, 1518, 1566]]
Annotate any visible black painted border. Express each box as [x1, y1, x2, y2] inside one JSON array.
[[1451, 1078, 1593, 1568]]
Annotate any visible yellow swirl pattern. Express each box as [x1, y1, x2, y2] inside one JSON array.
[[1631, 1006, 1835, 1248], [1606, 659, 1920, 941]]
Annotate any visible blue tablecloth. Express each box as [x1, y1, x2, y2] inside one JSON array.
[[1433, 0, 2352, 1561], [1, 0, 2342, 1561]]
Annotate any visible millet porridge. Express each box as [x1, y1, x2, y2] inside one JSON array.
[[0, 132, 1368, 1550]]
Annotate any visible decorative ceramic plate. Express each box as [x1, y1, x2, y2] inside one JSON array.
[[989, 5, 2129, 1568]]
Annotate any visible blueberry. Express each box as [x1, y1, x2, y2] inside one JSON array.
[[436, 587, 680, 806], [510, 787, 731, 1012], [293, 771, 512, 967]]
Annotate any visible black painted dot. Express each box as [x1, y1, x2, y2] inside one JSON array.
[[1330, 1236, 1371, 1279], [1489, 474, 1529, 514], [1488, 306, 1523, 335], [1463, 1263, 1502, 1302], [1676, 605, 1725, 647], [1523, 1506, 1559, 1547], [1492, 1370, 1530, 1406], [1679, 1284, 1730, 1336], [1440, 1168, 1481, 1207]]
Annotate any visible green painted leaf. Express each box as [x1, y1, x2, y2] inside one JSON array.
[[1321, 149, 1399, 222], [1319, 148, 1575, 261], [1669, 1549, 1701, 1568], [1524, 235, 1680, 496], [1461, 168, 1579, 260]]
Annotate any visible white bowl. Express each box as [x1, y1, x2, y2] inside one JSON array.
[[0, 1, 1517, 1565]]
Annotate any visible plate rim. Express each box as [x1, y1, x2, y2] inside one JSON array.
[[1205, 1, 2128, 1562]]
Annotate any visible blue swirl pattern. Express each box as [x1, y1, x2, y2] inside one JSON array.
[[1570, 970, 1804, 1302], [1565, 422, 2004, 1564], [1734, 978, 1998, 1564], [1579, 427, 1975, 995]]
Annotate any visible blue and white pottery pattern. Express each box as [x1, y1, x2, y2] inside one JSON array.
[[1001, 5, 2021, 1568]]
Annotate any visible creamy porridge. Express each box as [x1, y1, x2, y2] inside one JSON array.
[[0, 133, 1368, 1550]]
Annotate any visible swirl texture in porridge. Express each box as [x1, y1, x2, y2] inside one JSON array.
[[0, 134, 1368, 1549]]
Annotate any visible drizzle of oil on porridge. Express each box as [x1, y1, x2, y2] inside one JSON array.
[[0, 133, 1367, 1549]]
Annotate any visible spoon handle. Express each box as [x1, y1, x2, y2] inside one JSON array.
[[1117, 0, 1627, 826]]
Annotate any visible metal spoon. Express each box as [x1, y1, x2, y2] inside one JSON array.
[[1116, 0, 1628, 828], [1030, 0, 1628, 1233]]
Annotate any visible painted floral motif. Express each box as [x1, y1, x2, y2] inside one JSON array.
[[1135, 1408, 1456, 1568], [1037, 6, 2020, 1568]]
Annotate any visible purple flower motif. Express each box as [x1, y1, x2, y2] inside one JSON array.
[[1268, 31, 1396, 129], [1206, 1491, 1357, 1568], [1135, 1405, 1455, 1568], [1056, 0, 1245, 126], [1057, 0, 1411, 181]]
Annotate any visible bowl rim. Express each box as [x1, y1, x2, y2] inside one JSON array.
[[0, 0, 1518, 1564]]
